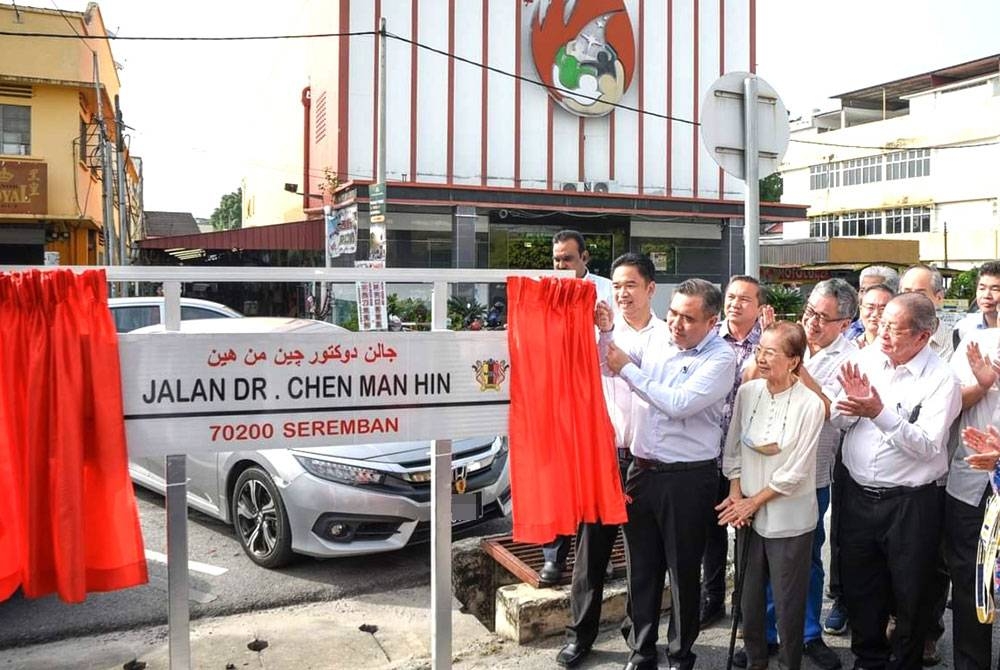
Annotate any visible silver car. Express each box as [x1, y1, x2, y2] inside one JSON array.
[[126, 318, 511, 568]]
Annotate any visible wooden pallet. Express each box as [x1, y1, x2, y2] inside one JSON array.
[[480, 530, 627, 588]]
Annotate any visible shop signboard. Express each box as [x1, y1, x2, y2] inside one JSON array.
[[0, 160, 46, 214]]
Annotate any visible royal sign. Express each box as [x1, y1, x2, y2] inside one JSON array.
[[0, 160, 47, 215], [119, 331, 510, 456]]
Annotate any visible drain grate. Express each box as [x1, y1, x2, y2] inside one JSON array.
[[480, 530, 627, 588]]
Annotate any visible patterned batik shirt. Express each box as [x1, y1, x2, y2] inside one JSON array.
[[716, 319, 763, 457]]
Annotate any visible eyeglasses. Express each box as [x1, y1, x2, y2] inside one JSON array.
[[802, 306, 848, 325], [753, 345, 788, 359], [876, 321, 912, 337]]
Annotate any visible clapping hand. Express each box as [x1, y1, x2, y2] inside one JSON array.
[[963, 425, 1000, 471], [835, 362, 884, 419], [967, 341, 1000, 390], [759, 304, 776, 330]]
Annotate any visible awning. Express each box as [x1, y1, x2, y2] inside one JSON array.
[[138, 219, 322, 252]]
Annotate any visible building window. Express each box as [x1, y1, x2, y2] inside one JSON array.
[[842, 156, 883, 187], [315, 91, 327, 143], [885, 206, 931, 234], [885, 149, 931, 180], [810, 214, 838, 238], [862, 210, 882, 236], [0, 104, 30, 155], [809, 163, 840, 190]]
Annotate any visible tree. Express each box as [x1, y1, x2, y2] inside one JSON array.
[[210, 187, 243, 231], [760, 173, 783, 202]]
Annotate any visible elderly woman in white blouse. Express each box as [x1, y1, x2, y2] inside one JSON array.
[[717, 321, 826, 670]]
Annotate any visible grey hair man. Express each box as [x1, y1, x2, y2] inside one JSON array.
[[900, 264, 951, 361], [831, 292, 961, 670]]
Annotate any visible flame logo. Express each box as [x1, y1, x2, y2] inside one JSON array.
[[530, 0, 635, 118]]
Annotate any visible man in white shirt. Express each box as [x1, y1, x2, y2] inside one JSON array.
[[601, 271, 736, 670], [945, 326, 1000, 670], [953, 261, 1000, 348], [542, 230, 614, 589], [831, 293, 962, 670], [898, 263, 953, 666]]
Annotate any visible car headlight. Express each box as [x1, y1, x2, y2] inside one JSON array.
[[294, 455, 385, 485]]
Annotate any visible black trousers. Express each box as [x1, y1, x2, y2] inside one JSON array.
[[839, 476, 941, 670], [700, 467, 730, 606], [828, 453, 847, 602], [944, 487, 998, 670], [564, 458, 630, 647], [623, 460, 717, 670], [924, 487, 950, 643]]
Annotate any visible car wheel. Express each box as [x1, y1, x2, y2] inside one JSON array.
[[231, 467, 295, 568]]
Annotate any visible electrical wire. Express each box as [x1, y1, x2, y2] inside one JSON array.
[[9, 25, 995, 154], [48, 0, 94, 55]]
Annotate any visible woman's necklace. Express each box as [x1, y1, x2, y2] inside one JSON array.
[[744, 380, 794, 455]]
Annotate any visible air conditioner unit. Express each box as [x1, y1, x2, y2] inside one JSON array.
[[561, 181, 611, 193]]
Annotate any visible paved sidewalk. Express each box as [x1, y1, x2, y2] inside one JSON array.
[[5, 579, 944, 670]]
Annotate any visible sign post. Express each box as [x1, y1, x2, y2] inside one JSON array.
[[700, 72, 790, 279]]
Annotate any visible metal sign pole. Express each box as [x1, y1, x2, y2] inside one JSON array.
[[430, 438, 453, 670], [743, 75, 760, 280], [163, 281, 190, 669], [166, 455, 191, 670]]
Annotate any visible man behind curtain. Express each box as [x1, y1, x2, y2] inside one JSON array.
[[540, 230, 614, 586], [601, 270, 736, 670]]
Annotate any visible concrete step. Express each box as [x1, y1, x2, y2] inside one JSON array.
[[493, 579, 671, 644]]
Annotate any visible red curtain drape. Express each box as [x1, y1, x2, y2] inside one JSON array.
[[0, 269, 147, 604], [506, 276, 626, 544]]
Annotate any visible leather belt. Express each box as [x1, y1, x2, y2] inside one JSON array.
[[634, 457, 715, 473], [850, 478, 935, 500]]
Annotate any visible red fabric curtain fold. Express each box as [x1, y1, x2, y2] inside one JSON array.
[[0, 269, 147, 604], [506, 276, 626, 544]]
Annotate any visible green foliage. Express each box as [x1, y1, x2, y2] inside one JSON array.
[[760, 173, 783, 202], [387, 294, 431, 329], [209, 187, 243, 231], [946, 267, 977, 302], [447, 296, 486, 330], [763, 284, 804, 320]]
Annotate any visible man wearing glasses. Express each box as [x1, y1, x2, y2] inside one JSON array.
[[831, 293, 961, 670], [846, 266, 900, 341]]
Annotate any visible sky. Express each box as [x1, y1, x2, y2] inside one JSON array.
[[51, 0, 1000, 219]]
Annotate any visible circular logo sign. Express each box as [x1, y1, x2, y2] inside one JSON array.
[[530, 0, 636, 118]]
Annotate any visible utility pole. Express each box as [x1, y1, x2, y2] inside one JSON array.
[[370, 16, 387, 262], [115, 95, 129, 272], [93, 53, 117, 270]]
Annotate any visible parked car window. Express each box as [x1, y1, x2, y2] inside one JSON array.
[[181, 306, 233, 321], [112, 306, 161, 333]]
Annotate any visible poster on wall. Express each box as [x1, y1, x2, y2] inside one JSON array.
[[355, 260, 388, 331], [335, 204, 358, 256]]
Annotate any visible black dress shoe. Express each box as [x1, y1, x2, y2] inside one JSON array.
[[699, 599, 725, 629], [732, 642, 779, 668], [538, 560, 564, 585], [556, 641, 590, 668]]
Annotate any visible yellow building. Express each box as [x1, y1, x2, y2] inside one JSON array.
[[0, 2, 139, 265]]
